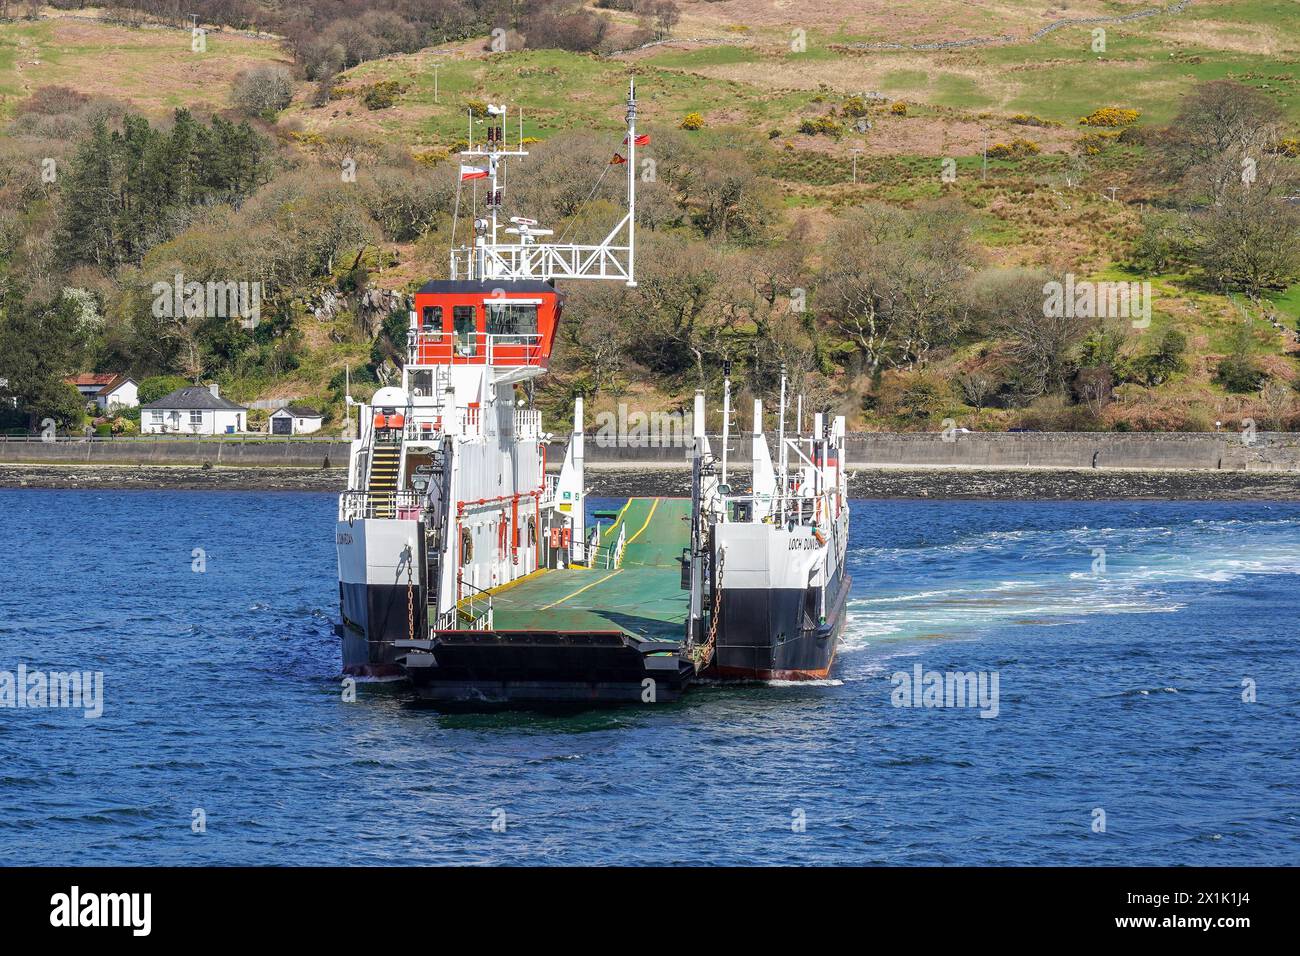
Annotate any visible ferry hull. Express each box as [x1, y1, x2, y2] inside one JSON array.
[[337, 584, 417, 677], [708, 572, 851, 681], [336, 518, 423, 678]]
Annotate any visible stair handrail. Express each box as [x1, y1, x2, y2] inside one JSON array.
[[454, 578, 495, 631]]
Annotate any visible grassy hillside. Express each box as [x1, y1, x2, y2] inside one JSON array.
[[1, 3, 1299, 434]]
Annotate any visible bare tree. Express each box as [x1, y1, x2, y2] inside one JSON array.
[[1157, 80, 1284, 205], [957, 371, 995, 412], [231, 65, 295, 119], [974, 267, 1086, 400], [819, 200, 979, 372], [1258, 379, 1294, 431], [650, 0, 679, 39]]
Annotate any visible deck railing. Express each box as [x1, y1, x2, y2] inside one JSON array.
[[439, 579, 493, 632], [338, 489, 424, 521], [411, 331, 544, 368]]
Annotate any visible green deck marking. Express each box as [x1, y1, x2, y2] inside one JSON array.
[[621, 498, 690, 568], [487, 498, 690, 640]]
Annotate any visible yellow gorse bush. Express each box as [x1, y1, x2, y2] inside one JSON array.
[[1078, 107, 1141, 127]]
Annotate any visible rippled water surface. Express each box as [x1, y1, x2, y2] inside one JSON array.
[[1, 490, 1297, 865]]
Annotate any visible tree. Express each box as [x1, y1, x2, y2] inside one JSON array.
[[625, 235, 726, 384], [1190, 162, 1300, 293], [820, 201, 979, 372], [1129, 208, 1195, 274], [54, 119, 116, 269], [1258, 379, 1294, 431], [1213, 322, 1266, 393], [1157, 80, 1284, 205], [650, 0, 679, 39], [55, 110, 272, 271], [957, 371, 995, 412], [680, 148, 777, 241], [231, 65, 295, 119], [0, 284, 91, 429], [974, 268, 1086, 400], [138, 375, 190, 405]]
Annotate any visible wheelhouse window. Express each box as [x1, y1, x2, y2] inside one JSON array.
[[453, 305, 477, 356], [485, 302, 538, 344], [421, 305, 442, 332]]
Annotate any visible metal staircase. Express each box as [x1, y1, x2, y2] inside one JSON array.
[[366, 442, 401, 517]]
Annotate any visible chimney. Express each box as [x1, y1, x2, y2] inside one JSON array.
[[208, 383, 220, 398]]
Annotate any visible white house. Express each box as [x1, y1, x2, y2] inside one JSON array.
[[269, 405, 324, 435], [141, 384, 247, 436], [96, 376, 138, 412], [66, 373, 138, 412]]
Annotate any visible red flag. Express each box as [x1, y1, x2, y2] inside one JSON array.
[[459, 165, 488, 181], [623, 134, 651, 146], [610, 153, 627, 165]]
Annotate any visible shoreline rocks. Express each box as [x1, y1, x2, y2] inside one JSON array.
[[3, 463, 1300, 500]]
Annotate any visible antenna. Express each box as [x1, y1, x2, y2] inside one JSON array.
[[449, 81, 640, 286], [720, 359, 732, 486], [777, 365, 788, 519]]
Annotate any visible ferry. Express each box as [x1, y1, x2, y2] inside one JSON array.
[[334, 82, 850, 704]]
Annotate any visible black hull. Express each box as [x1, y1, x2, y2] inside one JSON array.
[[338, 582, 422, 677], [394, 631, 694, 707], [709, 572, 851, 680]]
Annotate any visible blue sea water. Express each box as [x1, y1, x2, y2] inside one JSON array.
[[0, 489, 1297, 866]]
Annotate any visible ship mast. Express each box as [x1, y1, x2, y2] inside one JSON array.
[[451, 80, 640, 286]]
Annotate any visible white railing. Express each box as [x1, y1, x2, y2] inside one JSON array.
[[410, 331, 544, 367], [585, 521, 626, 570], [513, 408, 541, 437], [402, 416, 444, 441], [539, 472, 559, 506], [450, 240, 632, 283], [338, 490, 424, 521], [440, 580, 494, 632]]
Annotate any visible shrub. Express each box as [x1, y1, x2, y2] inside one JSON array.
[[798, 115, 844, 137], [1009, 113, 1061, 129], [1129, 209, 1195, 274], [842, 95, 869, 117], [1015, 394, 1101, 431], [1214, 354, 1267, 393], [986, 138, 1041, 159], [138, 375, 191, 405], [1127, 328, 1188, 385], [680, 112, 704, 131], [362, 81, 408, 111], [1078, 130, 1120, 155], [1078, 107, 1140, 127], [889, 101, 907, 116]]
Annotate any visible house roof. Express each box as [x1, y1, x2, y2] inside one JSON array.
[[141, 386, 247, 411], [272, 405, 322, 418], [95, 375, 137, 397], [67, 373, 120, 388]]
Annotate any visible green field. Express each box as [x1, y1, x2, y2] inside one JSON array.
[[2, 3, 1298, 433]]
